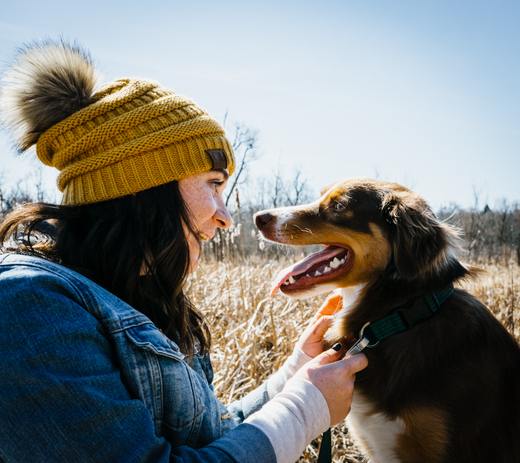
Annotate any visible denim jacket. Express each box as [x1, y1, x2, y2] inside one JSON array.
[[0, 253, 276, 462]]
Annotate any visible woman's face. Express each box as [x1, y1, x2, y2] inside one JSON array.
[[178, 170, 232, 272]]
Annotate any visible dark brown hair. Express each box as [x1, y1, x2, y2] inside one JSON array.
[[0, 181, 210, 357]]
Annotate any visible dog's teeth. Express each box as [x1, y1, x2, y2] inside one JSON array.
[[323, 266, 331, 273], [339, 258, 345, 264], [330, 258, 340, 269], [314, 270, 322, 276], [288, 276, 296, 284]]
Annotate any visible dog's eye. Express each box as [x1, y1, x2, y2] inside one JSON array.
[[333, 201, 346, 212]]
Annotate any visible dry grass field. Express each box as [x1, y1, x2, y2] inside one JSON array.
[[188, 256, 519, 463]]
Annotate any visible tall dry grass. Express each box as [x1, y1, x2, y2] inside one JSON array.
[[187, 257, 519, 463]]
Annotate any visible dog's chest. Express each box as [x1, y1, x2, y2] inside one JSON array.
[[347, 392, 405, 463]]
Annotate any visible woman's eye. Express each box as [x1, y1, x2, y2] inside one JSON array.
[[210, 180, 224, 190]]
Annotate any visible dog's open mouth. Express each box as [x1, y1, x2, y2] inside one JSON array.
[[271, 245, 353, 295]]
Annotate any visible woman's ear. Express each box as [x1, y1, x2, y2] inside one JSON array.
[[382, 191, 454, 279]]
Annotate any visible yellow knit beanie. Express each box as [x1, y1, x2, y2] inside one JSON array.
[[0, 41, 235, 205]]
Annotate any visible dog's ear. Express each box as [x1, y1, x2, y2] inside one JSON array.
[[382, 191, 457, 279]]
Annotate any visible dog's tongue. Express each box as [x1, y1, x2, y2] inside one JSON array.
[[270, 246, 345, 295]]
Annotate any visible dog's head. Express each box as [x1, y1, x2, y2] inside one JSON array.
[[255, 178, 461, 298]]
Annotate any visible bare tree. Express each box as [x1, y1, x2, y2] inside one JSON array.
[[0, 180, 33, 216], [225, 123, 259, 207], [271, 172, 284, 208], [285, 169, 310, 205]]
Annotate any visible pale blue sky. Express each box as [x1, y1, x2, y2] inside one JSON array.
[[0, 0, 518, 209]]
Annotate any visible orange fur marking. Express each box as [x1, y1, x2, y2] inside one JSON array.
[[309, 222, 391, 288], [318, 293, 343, 315]]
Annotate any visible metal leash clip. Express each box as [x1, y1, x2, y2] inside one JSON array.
[[319, 322, 377, 463], [346, 322, 378, 355]]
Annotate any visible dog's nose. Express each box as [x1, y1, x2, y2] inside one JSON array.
[[254, 212, 274, 230]]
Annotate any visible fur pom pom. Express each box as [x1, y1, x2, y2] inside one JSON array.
[[0, 39, 98, 151]]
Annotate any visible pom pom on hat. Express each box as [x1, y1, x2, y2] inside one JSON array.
[[0, 39, 98, 151]]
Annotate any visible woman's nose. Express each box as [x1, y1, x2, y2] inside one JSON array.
[[215, 205, 233, 229]]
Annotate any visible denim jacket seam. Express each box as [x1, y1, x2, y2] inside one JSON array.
[[185, 364, 204, 438], [111, 319, 152, 334], [145, 347, 165, 435]]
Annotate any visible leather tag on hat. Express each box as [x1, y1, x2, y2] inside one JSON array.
[[206, 149, 228, 170]]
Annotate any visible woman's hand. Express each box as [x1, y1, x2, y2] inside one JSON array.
[[266, 292, 345, 399], [295, 292, 343, 358], [295, 345, 368, 426]]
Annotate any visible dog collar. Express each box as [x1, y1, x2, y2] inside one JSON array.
[[347, 284, 455, 355]]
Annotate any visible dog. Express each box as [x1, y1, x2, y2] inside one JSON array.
[[254, 179, 520, 463]]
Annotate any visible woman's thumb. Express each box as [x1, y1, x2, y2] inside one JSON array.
[[342, 353, 369, 374], [313, 342, 344, 365]]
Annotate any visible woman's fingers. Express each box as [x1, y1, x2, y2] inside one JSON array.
[[295, 292, 344, 358], [312, 343, 344, 365], [309, 315, 335, 339], [297, 315, 336, 358]]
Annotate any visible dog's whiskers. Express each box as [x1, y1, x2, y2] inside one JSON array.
[[292, 225, 313, 234]]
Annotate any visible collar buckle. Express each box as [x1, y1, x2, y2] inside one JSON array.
[[346, 322, 379, 355]]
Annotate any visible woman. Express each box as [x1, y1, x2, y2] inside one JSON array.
[[0, 41, 367, 463]]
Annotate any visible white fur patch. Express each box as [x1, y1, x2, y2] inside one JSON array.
[[338, 284, 366, 313], [347, 392, 404, 463]]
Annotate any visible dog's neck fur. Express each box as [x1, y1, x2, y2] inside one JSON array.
[[337, 254, 469, 342]]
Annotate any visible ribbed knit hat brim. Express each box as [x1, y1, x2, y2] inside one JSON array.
[[37, 79, 235, 204]]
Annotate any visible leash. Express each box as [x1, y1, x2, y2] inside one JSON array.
[[317, 428, 331, 463], [316, 284, 454, 462]]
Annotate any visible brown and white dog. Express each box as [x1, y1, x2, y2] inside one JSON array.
[[254, 179, 520, 463]]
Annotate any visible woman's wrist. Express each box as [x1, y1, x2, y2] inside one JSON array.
[[266, 347, 313, 398], [246, 375, 330, 463]]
